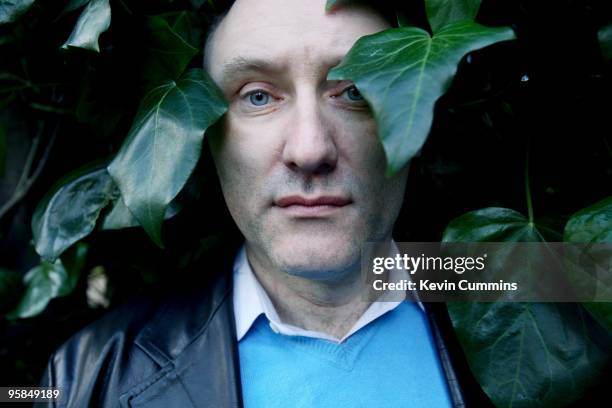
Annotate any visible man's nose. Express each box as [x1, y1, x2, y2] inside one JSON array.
[[281, 94, 338, 175]]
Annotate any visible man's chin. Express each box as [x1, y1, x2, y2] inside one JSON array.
[[270, 236, 362, 282]]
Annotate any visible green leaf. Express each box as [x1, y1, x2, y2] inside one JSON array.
[[443, 207, 542, 242], [100, 192, 182, 230], [582, 301, 612, 334], [564, 196, 612, 332], [565, 196, 612, 243], [61, 0, 111, 52], [448, 302, 611, 407], [7, 243, 88, 319], [598, 23, 612, 62], [425, 0, 481, 33], [63, 0, 90, 14], [141, 14, 199, 86], [328, 22, 515, 174], [99, 195, 140, 230], [443, 207, 562, 299], [443, 207, 612, 407], [0, 0, 36, 25], [107, 69, 227, 247], [159, 11, 203, 50], [7, 262, 68, 318], [101, 163, 203, 230], [32, 164, 116, 262]]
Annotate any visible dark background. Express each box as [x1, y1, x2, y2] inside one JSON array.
[[0, 0, 611, 404]]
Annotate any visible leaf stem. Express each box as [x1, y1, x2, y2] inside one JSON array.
[[0, 125, 56, 221], [29, 103, 72, 115], [524, 142, 534, 225]]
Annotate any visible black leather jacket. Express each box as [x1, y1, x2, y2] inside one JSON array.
[[37, 266, 492, 407]]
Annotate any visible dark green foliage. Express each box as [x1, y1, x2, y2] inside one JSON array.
[[425, 0, 481, 33], [443, 204, 612, 407], [599, 23, 612, 62], [107, 69, 226, 247], [140, 13, 200, 86], [32, 163, 115, 262], [0, 0, 36, 24], [0, 0, 611, 405], [447, 301, 611, 407], [564, 197, 612, 332], [329, 22, 515, 173], [7, 243, 88, 319], [61, 0, 110, 52]]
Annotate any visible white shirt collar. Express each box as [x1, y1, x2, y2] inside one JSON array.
[[232, 243, 424, 343]]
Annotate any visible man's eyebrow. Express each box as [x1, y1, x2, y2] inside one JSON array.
[[217, 55, 346, 87], [218, 57, 286, 84]]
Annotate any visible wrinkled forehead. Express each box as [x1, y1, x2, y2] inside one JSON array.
[[206, 0, 390, 84]]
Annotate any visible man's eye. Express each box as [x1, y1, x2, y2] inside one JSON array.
[[247, 91, 271, 106], [342, 85, 364, 101]]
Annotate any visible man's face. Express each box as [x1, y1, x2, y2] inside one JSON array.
[[207, 0, 409, 280]]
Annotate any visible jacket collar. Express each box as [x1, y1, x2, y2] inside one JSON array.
[[126, 271, 243, 407]]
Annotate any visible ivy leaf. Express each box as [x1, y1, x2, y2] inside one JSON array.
[[582, 295, 612, 334], [99, 195, 140, 230], [107, 69, 227, 247], [443, 207, 562, 299], [0, 0, 36, 25], [329, 22, 515, 174], [425, 0, 481, 33], [55, 0, 90, 22], [598, 23, 612, 62], [33, 154, 195, 238], [7, 243, 88, 319], [564, 196, 612, 332], [101, 162, 203, 230], [32, 164, 115, 262], [159, 11, 204, 50], [6, 261, 69, 319], [443, 207, 612, 407], [447, 302, 611, 407], [141, 14, 199, 87], [565, 197, 612, 243], [100, 190, 182, 230], [63, 0, 90, 14], [61, 0, 111, 52], [443, 207, 543, 242]]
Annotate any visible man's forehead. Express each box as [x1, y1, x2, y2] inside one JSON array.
[[206, 0, 390, 84]]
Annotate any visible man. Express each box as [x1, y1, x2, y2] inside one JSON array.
[[40, 1, 489, 406]]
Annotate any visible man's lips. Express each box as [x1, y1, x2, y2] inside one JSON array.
[[274, 195, 352, 217], [275, 195, 352, 207]]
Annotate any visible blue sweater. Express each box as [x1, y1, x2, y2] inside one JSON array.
[[238, 302, 453, 407]]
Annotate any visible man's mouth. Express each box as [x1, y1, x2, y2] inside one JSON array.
[[274, 195, 352, 218]]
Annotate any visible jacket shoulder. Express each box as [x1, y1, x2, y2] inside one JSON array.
[[39, 267, 235, 407], [39, 294, 163, 407]]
